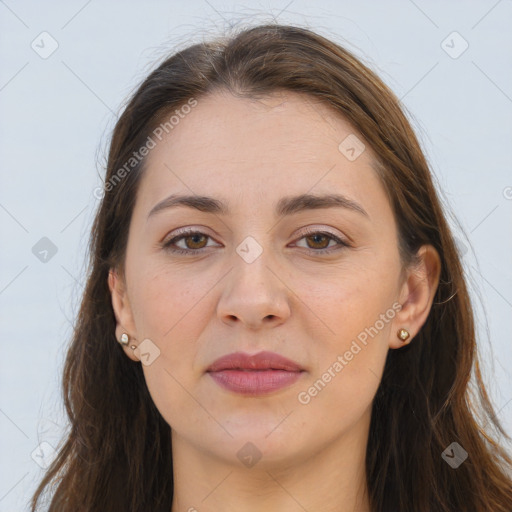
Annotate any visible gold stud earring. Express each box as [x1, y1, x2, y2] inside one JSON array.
[[397, 328, 410, 342]]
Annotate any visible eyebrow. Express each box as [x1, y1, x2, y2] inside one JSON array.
[[147, 192, 369, 220]]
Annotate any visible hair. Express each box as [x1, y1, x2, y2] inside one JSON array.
[[30, 22, 512, 512]]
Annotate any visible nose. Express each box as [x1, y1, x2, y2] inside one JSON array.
[[216, 247, 291, 331]]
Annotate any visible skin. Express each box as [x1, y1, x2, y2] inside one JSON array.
[[109, 89, 440, 512]]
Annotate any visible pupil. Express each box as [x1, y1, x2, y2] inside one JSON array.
[[310, 234, 327, 248], [189, 234, 205, 248]]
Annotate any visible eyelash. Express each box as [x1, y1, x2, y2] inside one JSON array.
[[161, 228, 349, 256]]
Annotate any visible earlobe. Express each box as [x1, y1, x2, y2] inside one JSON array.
[[390, 244, 441, 349]]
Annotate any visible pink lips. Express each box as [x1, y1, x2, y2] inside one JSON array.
[[206, 351, 304, 396]]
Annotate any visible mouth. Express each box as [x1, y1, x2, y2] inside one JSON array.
[[206, 351, 305, 396]]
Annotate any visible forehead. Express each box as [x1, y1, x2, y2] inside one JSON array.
[[155, 89, 368, 161], [136, 90, 388, 220]]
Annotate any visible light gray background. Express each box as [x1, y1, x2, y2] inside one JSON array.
[[1, 1, 511, 510]]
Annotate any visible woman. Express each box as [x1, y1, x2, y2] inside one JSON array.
[[30, 23, 512, 511]]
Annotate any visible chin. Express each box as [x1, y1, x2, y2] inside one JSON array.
[[210, 418, 308, 465]]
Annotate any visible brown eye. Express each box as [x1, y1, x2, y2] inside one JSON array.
[[163, 231, 217, 255], [294, 230, 349, 255], [181, 233, 208, 250], [163, 229, 348, 256], [304, 233, 331, 250]]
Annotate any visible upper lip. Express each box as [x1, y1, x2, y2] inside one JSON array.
[[207, 351, 303, 372]]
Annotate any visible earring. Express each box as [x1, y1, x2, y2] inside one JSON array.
[[397, 328, 410, 342], [119, 333, 129, 346]]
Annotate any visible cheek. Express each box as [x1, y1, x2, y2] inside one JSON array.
[[315, 265, 397, 346], [296, 298, 391, 432], [298, 263, 396, 412], [130, 261, 214, 339], [128, 263, 212, 408], [131, 266, 208, 429]]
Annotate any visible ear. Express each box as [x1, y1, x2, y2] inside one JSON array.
[[108, 268, 139, 361], [389, 244, 441, 349]]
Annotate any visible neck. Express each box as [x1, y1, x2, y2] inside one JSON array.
[[170, 412, 372, 512]]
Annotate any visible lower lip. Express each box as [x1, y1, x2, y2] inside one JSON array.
[[208, 369, 303, 395]]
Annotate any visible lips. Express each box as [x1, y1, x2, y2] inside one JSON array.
[[206, 351, 303, 372], [206, 351, 304, 396]]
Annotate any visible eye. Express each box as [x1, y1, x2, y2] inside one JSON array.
[[161, 228, 349, 256], [292, 229, 349, 254], [162, 229, 219, 255]]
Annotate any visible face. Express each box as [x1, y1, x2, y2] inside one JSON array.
[[109, 90, 435, 470]]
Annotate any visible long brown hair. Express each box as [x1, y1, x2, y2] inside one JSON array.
[[30, 23, 512, 511]]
